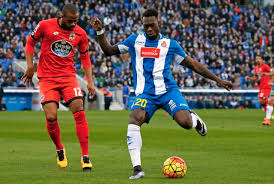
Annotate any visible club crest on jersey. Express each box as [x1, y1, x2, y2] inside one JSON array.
[[140, 47, 160, 58], [69, 32, 75, 40], [161, 41, 167, 47], [51, 39, 73, 57]]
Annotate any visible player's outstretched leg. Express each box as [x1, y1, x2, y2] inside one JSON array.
[[56, 149, 68, 168], [127, 124, 145, 179], [190, 111, 207, 136]]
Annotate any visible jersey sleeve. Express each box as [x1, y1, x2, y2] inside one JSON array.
[[264, 64, 271, 72], [173, 40, 187, 65], [31, 21, 45, 41], [117, 35, 135, 54], [78, 31, 91, 67]]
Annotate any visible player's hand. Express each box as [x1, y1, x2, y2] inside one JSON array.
[[87, 82, 96, 99], [261, 72, 267, 77], [90, 17, 102, 31], [218, 80, 233, 91], [21, 67, 34, 87]]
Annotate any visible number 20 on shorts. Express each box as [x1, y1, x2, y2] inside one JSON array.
[[135, 98, 147, 107]]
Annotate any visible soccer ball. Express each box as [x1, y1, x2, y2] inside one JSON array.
[[162, 156, 187, 178]]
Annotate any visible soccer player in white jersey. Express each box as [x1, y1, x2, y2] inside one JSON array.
[[91, 9, 233, 179]]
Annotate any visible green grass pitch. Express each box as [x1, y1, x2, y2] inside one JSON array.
[[0, 109, 273, 184]]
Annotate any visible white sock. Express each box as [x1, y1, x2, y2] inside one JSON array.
[[190, 112, 198, 128], [127, 124, 142, 167], [266, 105, 273, 119]]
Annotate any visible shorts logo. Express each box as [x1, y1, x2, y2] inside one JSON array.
[[169, 100, 177, 111], [140, 47, 160, 58], [40, 94, 45, 101], [51, 39, 73, 57]]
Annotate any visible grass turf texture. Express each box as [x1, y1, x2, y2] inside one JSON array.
[[0, 109, 273, 184]]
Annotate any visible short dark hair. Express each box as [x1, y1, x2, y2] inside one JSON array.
[[143, 8, 158, 18], [62, 4, 78, 15]]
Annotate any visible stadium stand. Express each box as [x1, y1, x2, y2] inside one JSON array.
[[0, 0, 272, 109]]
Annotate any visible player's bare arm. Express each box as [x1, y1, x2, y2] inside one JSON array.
[[246, 76, 257, 81], [181, 56, 233, 91], [261, 71, 274, 77], [90, 17, 120, 56], [21, 53, 34, 87], [83, 65, 95, 98]]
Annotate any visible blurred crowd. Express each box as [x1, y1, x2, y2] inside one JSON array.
[[0, 0, 273, 92]]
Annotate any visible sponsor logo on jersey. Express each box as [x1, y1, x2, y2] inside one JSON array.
[[51, 39, 73, 57], [135, 41, 145, 45], [69, 32, 75, 40], [53, 31, 59, 35], [140, 47, 160, 58]]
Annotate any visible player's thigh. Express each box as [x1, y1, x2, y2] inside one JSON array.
[[129, 108, 148, 126], [43, 102, 58, 121], [130, 94, 157, 124], [61, 78, 83, 109], [161, 89, 190, 118], [39, 79, 60, 105], [258, 88, 271, 104]]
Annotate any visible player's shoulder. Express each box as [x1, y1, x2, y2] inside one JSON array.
[[74, 25, 87, 36], [39, 18, 57, 26], [263, 63, 270, 67], [128, 33, 140, 40]]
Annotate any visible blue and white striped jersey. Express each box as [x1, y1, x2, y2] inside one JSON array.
[[118, 33, 187, 96]]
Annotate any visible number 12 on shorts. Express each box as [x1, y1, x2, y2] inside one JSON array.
[[73, 87, 83, 97], [135, 98, 147, 107]]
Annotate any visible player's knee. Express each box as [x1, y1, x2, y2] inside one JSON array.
[[69, 99, 83, 113], [129, 110, 146, 126], [175, 116, 192, 129], [46, 114, 57, 122], [259, 99, 266, 106]]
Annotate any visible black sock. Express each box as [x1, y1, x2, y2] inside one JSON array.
[[134, 165, 142, 172]]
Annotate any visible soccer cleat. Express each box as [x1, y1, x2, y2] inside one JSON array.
[[262, 118, 271, 125], [81, 155, 93, 171], [56, 149, 68, 168], [191, 111, 207, 136], [129, 165, 145, 180]]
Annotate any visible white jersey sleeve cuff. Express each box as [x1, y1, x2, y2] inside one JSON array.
[[118, 44, 129, 54], [174, 54, 186, 65]]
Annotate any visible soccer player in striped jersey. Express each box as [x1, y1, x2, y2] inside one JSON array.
[[91, 8, 233, 179]]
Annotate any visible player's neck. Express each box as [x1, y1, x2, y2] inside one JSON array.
[[57, 18, 71, 31]]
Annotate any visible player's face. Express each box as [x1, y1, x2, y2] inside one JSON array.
[[256, 56, 263, 65], [142, 16, 159, 40], [61, 12, 79, 31]]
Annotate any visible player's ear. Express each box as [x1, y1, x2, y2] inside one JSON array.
[[157, 16, 161, 26]]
